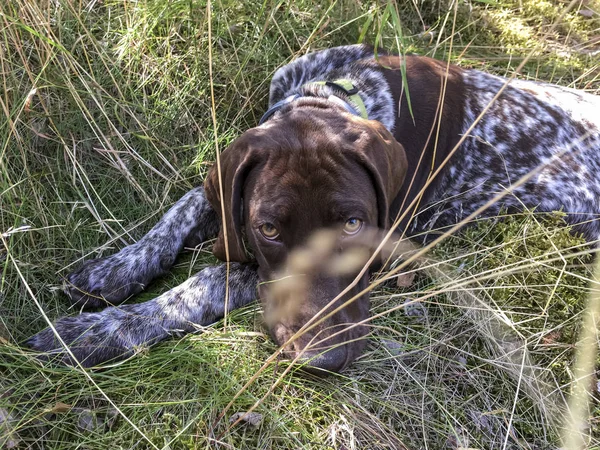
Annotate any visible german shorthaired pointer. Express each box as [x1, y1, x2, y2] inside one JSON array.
[[28, 45, 600, 372]]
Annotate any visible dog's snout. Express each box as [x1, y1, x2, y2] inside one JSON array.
[[263, 267, 371, 375], [285, 341, 348, 374]]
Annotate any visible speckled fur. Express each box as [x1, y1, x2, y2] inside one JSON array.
[[28, 263, 258, 367], [63, 186, 221, 308], [28, 45, 600, 366], [269, 45, 396, 132], [417, 70, 600, 240]]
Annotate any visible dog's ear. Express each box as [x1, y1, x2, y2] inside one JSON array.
[[204, 139, 259, 263], [352, 119, 407, 230]]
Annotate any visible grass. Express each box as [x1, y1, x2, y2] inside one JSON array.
[[1, 0, 600, 448]]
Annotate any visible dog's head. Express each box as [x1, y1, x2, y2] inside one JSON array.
[[205, 98, 407, 373]]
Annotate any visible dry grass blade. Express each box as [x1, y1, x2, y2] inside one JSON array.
[[563, 255, 600, 449]]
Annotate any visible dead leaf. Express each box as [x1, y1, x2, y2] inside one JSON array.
[[229, 411, 263, 427], [541, 330, 562, 344], [48, 402, 72, 413], [24, 88, 37, 114], [396, 271, 416, 288]]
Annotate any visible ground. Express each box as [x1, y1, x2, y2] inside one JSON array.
[[1, 0, 599, 448]]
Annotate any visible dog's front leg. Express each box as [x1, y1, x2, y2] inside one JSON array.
[[66, 186, 219, 308], [28, 263, 258, 367]]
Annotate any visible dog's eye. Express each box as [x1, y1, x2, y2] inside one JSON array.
[[343, 218, 362, 235], [259, 223, 280, 240]]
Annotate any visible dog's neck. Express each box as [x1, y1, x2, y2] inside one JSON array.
[[268, 45, 396, 132]]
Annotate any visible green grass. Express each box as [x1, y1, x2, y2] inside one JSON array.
[[1, 0, 600, 448]]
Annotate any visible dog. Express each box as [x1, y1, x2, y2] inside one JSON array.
[[28, 44, 600, 372]]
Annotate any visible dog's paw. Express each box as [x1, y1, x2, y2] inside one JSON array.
[[64, 243, 176, 308], [26, 313, 133, 367]]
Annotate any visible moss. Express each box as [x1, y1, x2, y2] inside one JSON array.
[[433, 211, 593, 384]]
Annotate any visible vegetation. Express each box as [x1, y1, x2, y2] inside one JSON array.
[[1, 0, 599, 448]]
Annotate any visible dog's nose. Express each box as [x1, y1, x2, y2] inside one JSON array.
[[287, 344, 347, 375]]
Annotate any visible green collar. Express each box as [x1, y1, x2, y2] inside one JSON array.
[[258, 78, 368, 125], [307, 79, 368, 119]]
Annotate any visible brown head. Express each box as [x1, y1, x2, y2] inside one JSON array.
[[205, 98, 407, 373]]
